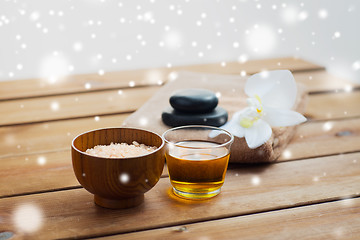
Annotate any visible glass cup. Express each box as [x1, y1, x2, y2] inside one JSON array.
[[163, 125, 234, 200]]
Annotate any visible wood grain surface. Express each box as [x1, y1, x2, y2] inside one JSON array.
[[293, 70, 357, 92], [1, 84, 359, 128], [0, 114, 131, 158], [109, 198, 360, 240], [0, 149, 170, 199], [0, 86, 159, 126], [1, 57, 359, 240], [1, 103, 358, 159], [0, 153, 359, 239], [306, 91, 360, 120], [2, 116, 359, 198], [0, 57, 323, 101], [280, 117, 360, 161]]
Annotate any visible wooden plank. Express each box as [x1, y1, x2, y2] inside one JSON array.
[[2, 82, 359, 127], [0, 68, 167, 101], [0, 114, 131, 159], [0, 114, 169, 198], [293, 70, 358, 92], [306, 91, 360, 120], [0, 150, 169, 198], [0, 153, 359, 239], [0, 86, 159, 126], [2, 116, 359, 198], [280, 117, 360, 161], [172, 57, 324, 75], [0, 151, 79, 197], [1, 111, 360, 162], [104, 198, 360, 240], [0, 57, 323, 101], [2, 112, 358, 198]]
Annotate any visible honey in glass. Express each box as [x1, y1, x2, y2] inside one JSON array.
[[163, 126, 233, 200]]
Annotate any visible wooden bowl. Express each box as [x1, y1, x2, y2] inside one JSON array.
[[71, 127, 165, 209]]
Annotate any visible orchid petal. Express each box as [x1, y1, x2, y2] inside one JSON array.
[[220, 117, 245, 138], [218, 111, 245, 138], [246, 70, 297, 109], [263, 107, 307, 127], [261, 70, 297, 109], [245, 71, 278, 98], [244, 119, 272, 149]]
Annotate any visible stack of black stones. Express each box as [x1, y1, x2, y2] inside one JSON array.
[[161, 88, 228, 127]]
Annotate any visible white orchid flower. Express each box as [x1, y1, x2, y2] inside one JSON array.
[[220, 70, 306, 149]]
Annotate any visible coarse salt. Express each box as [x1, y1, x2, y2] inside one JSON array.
[[85, 141, 157, 158]]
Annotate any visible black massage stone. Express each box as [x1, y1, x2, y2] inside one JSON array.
[[169, 88, 218, 113], [162, 106, 228, 127]]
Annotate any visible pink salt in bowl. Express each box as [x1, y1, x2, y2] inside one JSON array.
[[71, 127, 165, 209]]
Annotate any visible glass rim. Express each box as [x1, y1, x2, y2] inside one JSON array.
[[162, 125, 234, 149]]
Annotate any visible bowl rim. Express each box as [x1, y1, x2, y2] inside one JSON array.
[[71, 127, 165, 160]]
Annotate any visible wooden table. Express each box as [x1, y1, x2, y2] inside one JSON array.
[[1, 57, 359, 239]]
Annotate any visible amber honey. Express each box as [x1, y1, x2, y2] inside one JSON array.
[[166, 140, 230, 199]]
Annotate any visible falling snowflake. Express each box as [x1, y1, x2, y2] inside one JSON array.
[[282, 150, 292, 159], [129, 81, 135, 87], [238, 54, 248, 63], [322, 122, 333, 131], [30, 12, 40, 21], [39, 54, 70, 84], [344, 85, 353, 92], [352, 61, 360, 71], [16, 64, 23, 70], [318, 9, 328, 19], [84, 83, 91, 89], [50, 101, 60, 111], [119, 173, 130, 184], [162, 30, 183, 50], [98, 69, 105, 75], [73, 42, 83, 52], [298, 11, 308, 21], [37, 156, 46, 165], [245, 25, 276, 55], [333, 31, 341, 39], [139, 117, 148, 126], [281, 6, 299, 24], [251, 176, 261, 186], [13, 203, 43, 233], [168, 71, 178, 81]]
